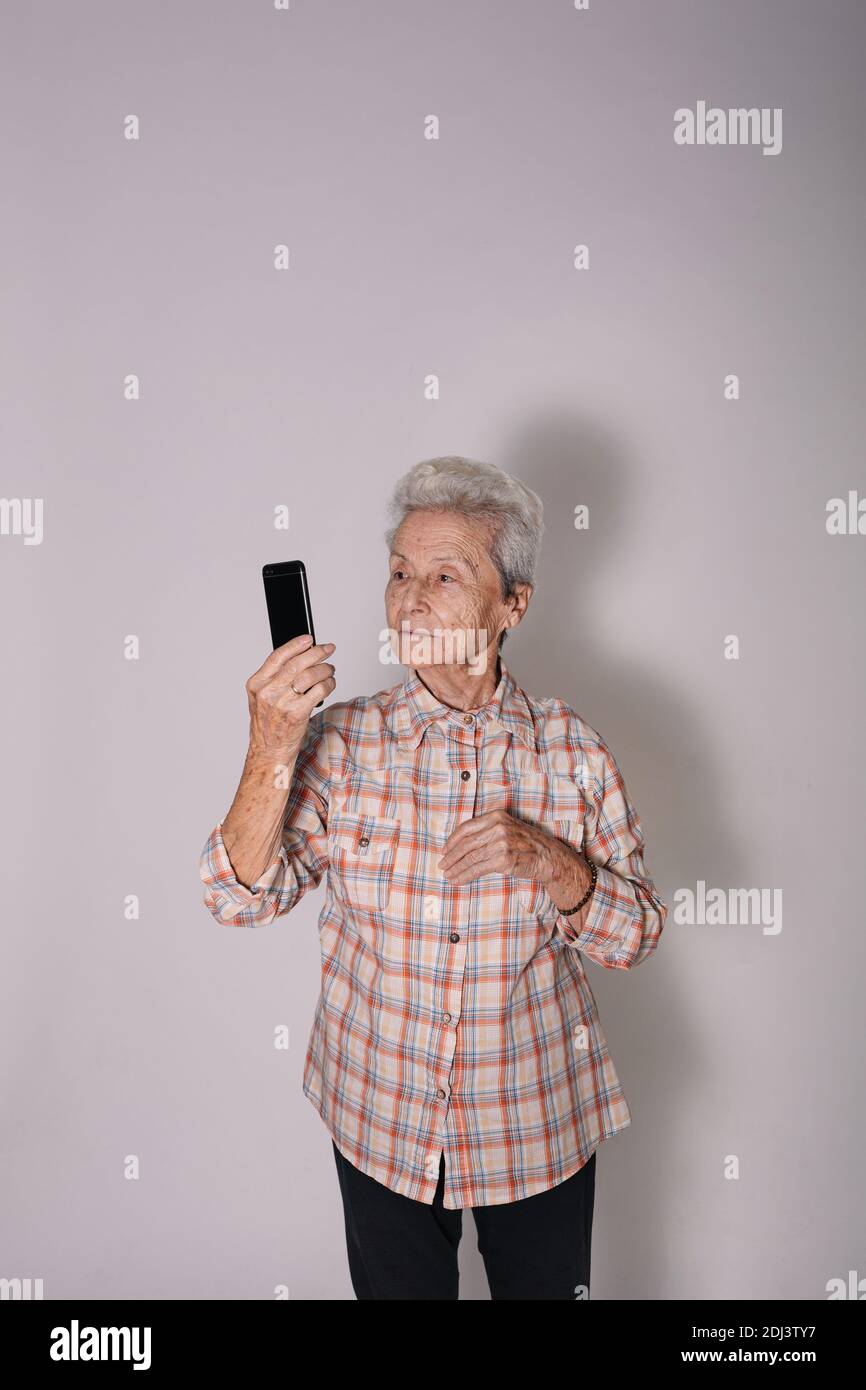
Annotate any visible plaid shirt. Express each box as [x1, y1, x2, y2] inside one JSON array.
[[199, 656, 667, 1209]]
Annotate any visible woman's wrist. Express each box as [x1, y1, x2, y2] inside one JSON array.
[[541, 839, 596, 916]]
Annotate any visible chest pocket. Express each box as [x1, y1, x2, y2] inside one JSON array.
[[506, 769, 589, 827], [328, 812, 401, 914]]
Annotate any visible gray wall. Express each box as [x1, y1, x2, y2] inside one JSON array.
[[2, 0, 863, 1300]]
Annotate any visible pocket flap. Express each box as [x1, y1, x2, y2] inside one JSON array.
[[330, 812, 401, 855]]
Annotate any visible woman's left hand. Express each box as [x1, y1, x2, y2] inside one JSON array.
[[437, 809, 558, 887]]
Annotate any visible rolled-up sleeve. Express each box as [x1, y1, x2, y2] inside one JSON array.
[[199, 714, 330, 927], [555, 736, 667, 968]]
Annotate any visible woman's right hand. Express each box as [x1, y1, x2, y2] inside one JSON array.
[[245, 633, 336, 758]]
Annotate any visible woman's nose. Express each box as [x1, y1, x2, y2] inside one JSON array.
[[400, 577, 429, 604]]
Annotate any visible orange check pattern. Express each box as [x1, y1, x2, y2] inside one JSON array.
[[199, 656, 667, 1209]]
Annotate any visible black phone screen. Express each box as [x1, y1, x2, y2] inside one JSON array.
[[262, 561, 316, 650], [262, 561, 323, 708]]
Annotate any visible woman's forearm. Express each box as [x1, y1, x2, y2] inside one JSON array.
[[220, 745, 302, 890]]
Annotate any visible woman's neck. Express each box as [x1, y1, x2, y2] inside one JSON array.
[[412, 652, 501, 712]]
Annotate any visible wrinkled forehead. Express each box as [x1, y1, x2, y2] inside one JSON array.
[[389, 509, 496, 572]]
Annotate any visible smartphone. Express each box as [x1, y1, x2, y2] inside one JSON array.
[[262, 560, 325, 709]]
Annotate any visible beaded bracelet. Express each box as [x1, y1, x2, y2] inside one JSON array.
[[559, 859, 598, 917]]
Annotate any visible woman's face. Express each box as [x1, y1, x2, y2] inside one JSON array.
[[385, 509, 528, 671]]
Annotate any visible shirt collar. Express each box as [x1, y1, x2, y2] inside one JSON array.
[[386, 654, 537, 752]]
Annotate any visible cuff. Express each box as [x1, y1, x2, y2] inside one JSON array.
[[553, 863, 636, 966], [200, 822, 289, 920]]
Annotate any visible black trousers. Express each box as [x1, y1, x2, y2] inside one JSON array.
[[331, 1140, 596, 1300]]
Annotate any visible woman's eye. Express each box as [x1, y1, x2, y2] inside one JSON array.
[[389, 569, 454, 583]]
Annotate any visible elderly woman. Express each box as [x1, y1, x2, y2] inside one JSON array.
[[199, 455, 667, 1301]]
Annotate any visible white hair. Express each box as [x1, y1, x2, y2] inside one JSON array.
[[384, 455, 544, 648]]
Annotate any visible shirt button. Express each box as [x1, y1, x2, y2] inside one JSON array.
[[460, 769, 471, 781], [442, 1012, 451, 1023], [463, 714, 474, 724], [359, 836, 369, 847], [449, 932, 460, 943], [436, 1088, 446, 1100]]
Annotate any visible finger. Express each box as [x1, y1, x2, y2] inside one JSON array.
[[438, 811, 509, 870], [248, 633, 314, 690], [248, 637, 334, 693], [436, 811, 505, 867], [271, 631, 318, 668], [247, 644, 335, 700], [274, 671, 336, 714], [286, 661, 335, 696], [442, 843, 502, 885], [297, 673, 337, 705], [292, 642, 337, 680]]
